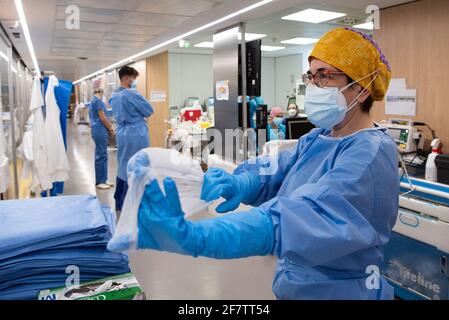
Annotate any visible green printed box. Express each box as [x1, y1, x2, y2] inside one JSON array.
[[38, 273, 146, 300]]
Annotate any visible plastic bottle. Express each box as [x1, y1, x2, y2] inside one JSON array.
[[425, 139, 441, 182]]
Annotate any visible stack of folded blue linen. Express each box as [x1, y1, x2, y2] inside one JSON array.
[[0, 195, 130, 300]]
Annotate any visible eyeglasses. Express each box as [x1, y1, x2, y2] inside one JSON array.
[[302, 70, 347, 88]]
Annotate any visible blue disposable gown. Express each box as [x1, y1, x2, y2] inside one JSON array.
[[234, 127, 399, 300], [111, 87, 154, 181]]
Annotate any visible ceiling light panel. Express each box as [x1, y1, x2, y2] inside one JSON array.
[[261, 45, 285, 52], [281, 37, 319, 45], [194, 41, 214, 48], [282, 9, 347, 24], [353, 21, 374, 30], [15, 0, 40, 75]]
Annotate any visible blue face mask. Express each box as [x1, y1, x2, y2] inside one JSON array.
[[304, 86, 349, 129], [304, 72, 378, 129], [273, 117, 283, 127], [131, 79, 138, 89]]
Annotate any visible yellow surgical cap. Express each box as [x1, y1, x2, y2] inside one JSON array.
[[309, 27, 391, 101]]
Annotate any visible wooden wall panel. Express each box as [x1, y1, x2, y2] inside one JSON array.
[[146, 52, 169, 148], [372, 0, 449, 147]]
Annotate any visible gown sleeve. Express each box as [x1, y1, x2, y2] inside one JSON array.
[[233, 138, 306, 206], [127, 91, 154, 117], [259, 135, 399, 266]]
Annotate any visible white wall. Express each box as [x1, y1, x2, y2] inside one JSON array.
[[261, 57, 276, 107], [169, 53, 214, 107], [275, 54, 302, 109], [168, 52, 303, 110]]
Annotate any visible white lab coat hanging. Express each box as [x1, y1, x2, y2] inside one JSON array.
[[0, 97, 10, 194], [44, 75, 70, 184], [29, 77, 52, 192]]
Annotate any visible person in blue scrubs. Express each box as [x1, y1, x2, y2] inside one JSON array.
[[89, 84, 114, 190], [267, 107, 286, 141], [108, 28, 398, 300], [110, 66, 153, 211], [247, 96, 265, 128]]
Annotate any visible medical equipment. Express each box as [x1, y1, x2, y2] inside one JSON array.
[[382, 177, 449, 300], [184, 97, 200, 108], [183, 109, 202, 122], [285, 117, 315, 140], [380, 122, 422, 153]]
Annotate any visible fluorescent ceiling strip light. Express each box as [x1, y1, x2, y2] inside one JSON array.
[[196, 32, 266, 48], [282, 8, 346, 24], [15, 0, 40, 76], [353, 21, 374, 30], [261, 45, 285, 52], [74, 0, 273, 84], [194, 41, 215, 48], [281, 37, 319, 45], [0, 51, 8, 62], [11, 66, 17, 73]]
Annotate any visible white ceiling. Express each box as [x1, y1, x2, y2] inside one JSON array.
[[0, 0, 414, 81], [173, 0, 414, 58]]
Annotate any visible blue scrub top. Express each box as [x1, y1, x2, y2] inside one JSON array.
[[267, 123, 286, 141], [89, 96, 108, 137], [235, 127, 399, 299], [111, 87, 154, 181]]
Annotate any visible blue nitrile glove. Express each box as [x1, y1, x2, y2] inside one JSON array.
[[201, 168, 260, 213], [137, 177, 274, 259]]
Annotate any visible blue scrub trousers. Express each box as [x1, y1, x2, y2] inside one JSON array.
[[114, 177, 128, 211], [92, 134, 109, 185]]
